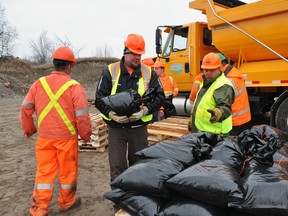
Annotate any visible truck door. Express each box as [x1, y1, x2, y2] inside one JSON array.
[[161, 26, 192, 92]]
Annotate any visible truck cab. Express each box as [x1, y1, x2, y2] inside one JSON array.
[[154, 0, 288, 132]]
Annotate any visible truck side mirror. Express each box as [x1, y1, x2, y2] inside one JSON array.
[[155, 28, 162, 54]]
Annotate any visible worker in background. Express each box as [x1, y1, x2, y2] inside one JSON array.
[[190, 52, 235, 134], [188, 72, 203, 130], [95, 34, 165, 189], [20, 46, 92, 215], [217, 53, 251, 136], [142, 57, 155, 67], [153, 61, 179, 120], [189, 72, 203, 107]]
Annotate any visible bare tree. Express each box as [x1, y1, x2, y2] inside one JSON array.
[[0, 4, 18, 57], [94, 43, 113, 57], [54, 35, 83, 58], [30, 30, 54, 64]]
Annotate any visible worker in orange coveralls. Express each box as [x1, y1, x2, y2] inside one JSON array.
[[20, 46, 92, 216], [153, 61, 178, 120], [217, 53, 251, 136]]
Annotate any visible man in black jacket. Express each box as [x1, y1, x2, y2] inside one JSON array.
[[95, 33, 165, 187]]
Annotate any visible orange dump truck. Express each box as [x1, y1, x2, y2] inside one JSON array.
[[153, 0, 288, 132]]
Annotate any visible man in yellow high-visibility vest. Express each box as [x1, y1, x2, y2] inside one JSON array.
[[95, 34, 165, 194]]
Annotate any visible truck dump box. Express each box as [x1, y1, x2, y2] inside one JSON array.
[[189, 0, 288, 63]]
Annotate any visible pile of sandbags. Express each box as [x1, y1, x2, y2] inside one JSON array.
[[104, 125, 288, 216]]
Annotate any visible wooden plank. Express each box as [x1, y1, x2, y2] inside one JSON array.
[[147, 128, 186, 137], [147, 116, 190, 144]]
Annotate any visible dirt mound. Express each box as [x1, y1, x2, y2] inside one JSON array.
[[0, 56, 119, 100]]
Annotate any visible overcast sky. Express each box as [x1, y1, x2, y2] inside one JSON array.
[[1, 0, 258, 59]]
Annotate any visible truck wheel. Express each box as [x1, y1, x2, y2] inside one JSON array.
[[275, 97, 288, 132]]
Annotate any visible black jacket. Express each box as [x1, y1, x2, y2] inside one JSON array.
[[95, 57, 165, 128]]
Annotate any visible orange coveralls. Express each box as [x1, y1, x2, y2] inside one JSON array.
[[20, 71, 92, 215]]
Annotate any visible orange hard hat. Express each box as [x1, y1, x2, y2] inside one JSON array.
[[142, 58, 154, 67], [153, 61, 165, 68], [201, 52, 221, 69], [52, 46, 76, 65], [124, 34, 145, 55]]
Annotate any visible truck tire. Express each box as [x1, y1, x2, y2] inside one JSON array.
[[275, 97, 288, 132]]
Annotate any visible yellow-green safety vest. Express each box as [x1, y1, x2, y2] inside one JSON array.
[[194, 73, 234, 134], [101, 62, 153, 122]]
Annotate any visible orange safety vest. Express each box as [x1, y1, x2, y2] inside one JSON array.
[[159, 75, 178, 97], [223, 65, 251, 126], [20, 72, 91, 140], [189, 73, 203, 101]]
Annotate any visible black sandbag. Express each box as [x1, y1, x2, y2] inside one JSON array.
[[111, 158, 184, 198], [179, 132, 224, 160], [273, 150, 288, 171], [230, 160, 288, 216], [163, 96, 177, 118], [166, 159, 244, 207], [237, 124, 288, 166], [210, 138, 246, 172], [104, 189, 166, 216], [227, 208, 255, 216], [141, 88, 157, 106], [157, 196, 228, 216], [135, 139, 197, 168], [101, 89, 141, 116]]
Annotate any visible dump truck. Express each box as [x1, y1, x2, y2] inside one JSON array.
[[153, 0, 288, 132]]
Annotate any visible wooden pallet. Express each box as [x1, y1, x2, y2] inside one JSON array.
[[78, 113, 109, 152], [147, 116, 190, 145], [78, 140, 108, 153]]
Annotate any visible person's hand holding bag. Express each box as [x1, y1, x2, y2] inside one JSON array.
[[109, 111, 129, 124], [129, 106, 149, 122]]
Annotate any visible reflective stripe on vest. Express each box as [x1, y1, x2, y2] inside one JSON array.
[[101, 62, 152, 122], [195, 74, 234, 134], [38, 77, 79, 135]]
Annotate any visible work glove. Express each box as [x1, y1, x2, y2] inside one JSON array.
[[109, 111, 129, 124], [129, 106, 149, 122], [207, 108, 222, 123]]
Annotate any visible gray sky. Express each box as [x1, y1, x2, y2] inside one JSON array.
[[1, 0, 258, 59]]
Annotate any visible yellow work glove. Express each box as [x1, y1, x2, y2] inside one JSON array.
[[129, 106, 149, 122], [109, 111, 129, 124], [207, 108, 222, 123]]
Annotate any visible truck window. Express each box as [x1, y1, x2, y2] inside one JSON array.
[[172, 27, 188, 52], [203, 27, 213, 46]]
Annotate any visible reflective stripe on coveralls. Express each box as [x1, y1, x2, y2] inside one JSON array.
[[195, 73, 234, 134], [101, 62, 153, 122], [38, 77, 78, 135]]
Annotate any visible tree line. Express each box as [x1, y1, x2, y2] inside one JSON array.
[[0, 4, 113, 64]]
